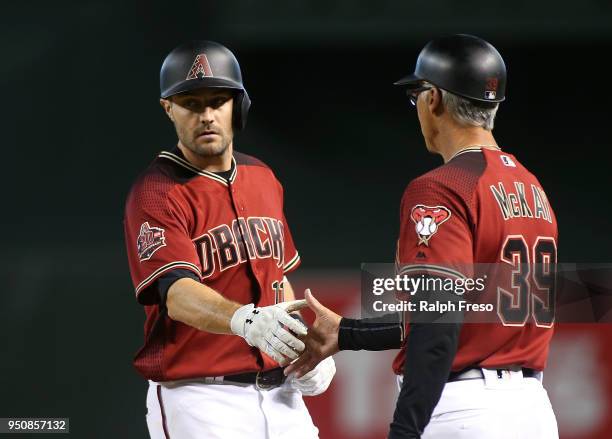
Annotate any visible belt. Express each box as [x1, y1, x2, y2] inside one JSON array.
[[448, 367, 536, 382], [220, 368, 286, 389]]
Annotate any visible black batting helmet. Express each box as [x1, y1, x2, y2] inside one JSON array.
[[160, 41, 251, 130], [395, 34, 506, 103]]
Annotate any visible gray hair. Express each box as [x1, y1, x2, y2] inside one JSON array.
[[439, 89, 499, 131]]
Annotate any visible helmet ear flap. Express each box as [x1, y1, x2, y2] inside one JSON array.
[[233, 90, 251, 131], [233, 89, 251, 131]]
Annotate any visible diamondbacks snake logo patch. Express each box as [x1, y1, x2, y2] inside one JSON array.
[[410, 205, 451, 246]]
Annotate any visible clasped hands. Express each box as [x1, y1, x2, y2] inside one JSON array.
[[230, 289, 340, 395]]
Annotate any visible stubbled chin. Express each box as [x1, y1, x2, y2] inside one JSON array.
[[192, 142, 227, 157]]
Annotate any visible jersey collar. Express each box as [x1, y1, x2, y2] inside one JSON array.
[[448, 145, 501, 162], [158, 147, 238, 186]]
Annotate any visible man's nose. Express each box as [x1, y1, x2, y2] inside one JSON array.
[[199, 105, 214, 123]]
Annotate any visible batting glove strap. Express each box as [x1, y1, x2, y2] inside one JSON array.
[[230, 303, 257, 345]]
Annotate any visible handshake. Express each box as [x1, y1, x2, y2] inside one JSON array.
[[230, 289, 340, 395]]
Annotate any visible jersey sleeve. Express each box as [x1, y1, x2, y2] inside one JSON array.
[[397, 176, 474, 278], [275, 179, 300, 274], [282, 213, 301, 274], [124, 176, 202, 305]]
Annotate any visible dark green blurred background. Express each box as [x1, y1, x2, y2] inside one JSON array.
[[2, 0, 611, 437]]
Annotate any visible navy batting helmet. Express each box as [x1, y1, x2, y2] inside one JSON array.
[[395, 34, 507, 103], [160, 41, 251, 130]]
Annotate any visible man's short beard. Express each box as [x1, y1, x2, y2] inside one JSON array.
[[179, 130, 232, 158], [190, 137, 231, 157]]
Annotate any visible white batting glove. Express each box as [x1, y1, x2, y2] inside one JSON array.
[[288, 356, 336, 396], [230, 301, 308, 365]]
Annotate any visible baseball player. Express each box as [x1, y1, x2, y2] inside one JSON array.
[[286, 34, 559, 438], [123, 40, 335, 439]]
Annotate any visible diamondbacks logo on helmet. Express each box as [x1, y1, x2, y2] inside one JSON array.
[[186, 54, 213, 80], [411, 205, 451, 246], [137, 222, 167, 261]]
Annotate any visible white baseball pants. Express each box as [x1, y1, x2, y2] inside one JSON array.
[[146, 380, 319, 439], [399, 369, 558, 438]]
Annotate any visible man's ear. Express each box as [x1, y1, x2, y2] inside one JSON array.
[[428, 87, 444, 116], [160, 98, 175, 122]]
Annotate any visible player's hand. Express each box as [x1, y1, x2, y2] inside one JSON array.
[[284, 289, 341, 378], [287, 356, 336, 396], [230, 300, 308, 366]]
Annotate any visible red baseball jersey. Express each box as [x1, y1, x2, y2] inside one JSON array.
[[393, 147, 558, 374], [124, 147, 301, 382]]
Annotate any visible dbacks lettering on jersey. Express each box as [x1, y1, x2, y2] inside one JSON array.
[[196, 216, 286, 278], [411, 205, 452, 246]]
